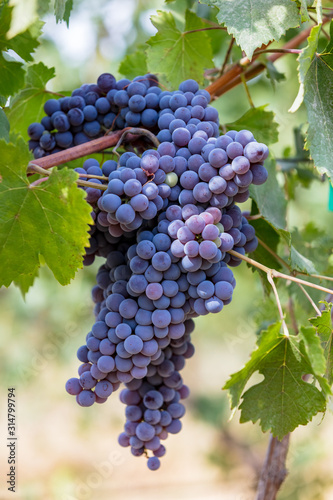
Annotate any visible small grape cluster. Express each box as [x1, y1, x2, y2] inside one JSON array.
[[27, 73, 220, 158], [30, 73, 269, 470]]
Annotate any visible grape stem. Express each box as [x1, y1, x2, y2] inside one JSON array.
[[183, 26, 227, 35], [227, 249, 333, 295], [254, 48, 303, 56], [44, 90, 67, 98], [309, 14, 330, 39], [267, 271, 290, 337], [288, 297, 299, 334], [244, 213, 262, 220], [28, 176, 49, 188], [219, 37, 235, 76], [256, 236, 333, 283], [309, 273, 333, 282], [27, 163, 108, 191], [76, 173, 109, 180], [112, 127, 159, 160], [240, 72, 255, 108]]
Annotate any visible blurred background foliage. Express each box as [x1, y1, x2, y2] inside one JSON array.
[[1, 0, 333, 499]]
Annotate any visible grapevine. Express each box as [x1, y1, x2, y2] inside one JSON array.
[[1, 1, 333, 498]]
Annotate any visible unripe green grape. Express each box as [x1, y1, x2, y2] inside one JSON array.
[[215, 222, 224, 234], [165, 172, 178, 187]]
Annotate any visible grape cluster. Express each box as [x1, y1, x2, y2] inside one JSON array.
[[31, 73, 269, 470], [27, 73, 220, 158]]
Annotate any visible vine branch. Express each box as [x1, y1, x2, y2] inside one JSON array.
[[228, 249, 333, 295], [27, 127, 159, 189], [28, 129, 127, 171], [256, 434, 290, 500], [27, 127, 159, 173], [206, 18, 332, 98]]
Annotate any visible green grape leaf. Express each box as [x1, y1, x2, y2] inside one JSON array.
[[303, 21, 333, 182], [54, 0, 73, 25], [118, 49, 148, 80], [250, 217, 282, 271], [288, 242, 318, 274], [0, 138, 92, 292], [278, 226, 318, 275], [204, 18, 231, 58], [300, 326, 326, 375], [0, 53, 25, 100], [0, 6, 44, 100], [249, 159, 317, 276], [146, 10, 214, 87], [246, 211, 282, 295], [265, 60, 286, 89], [14, 266, 39, 297], [63, 0, 73, 25], [289, 24, 321, 113], [7, 63, 56, 138], [225, 105, 279, 145], [36, 0, 52, 18], [223, 323, 284, 409], [291, 223, 333, 275], [298, 0, 312, 22], [0, 109, 10, 142], [278, 230, 318, 275], [8, 20, 44, 62], [298, 325, 331, 396], [249, 158, 287, 230], [0, 4, 12, 49], [310, 302, 333, 384], [201, 0, 300, 60], [224, 322, 327, 438]]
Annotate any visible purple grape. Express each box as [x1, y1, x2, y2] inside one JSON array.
[[244, 142, 269, 162], [147, 456, 160, 470]]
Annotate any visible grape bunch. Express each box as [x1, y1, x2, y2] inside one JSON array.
[[28, 72, 269, 470], [27, 73, 220, 158]]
